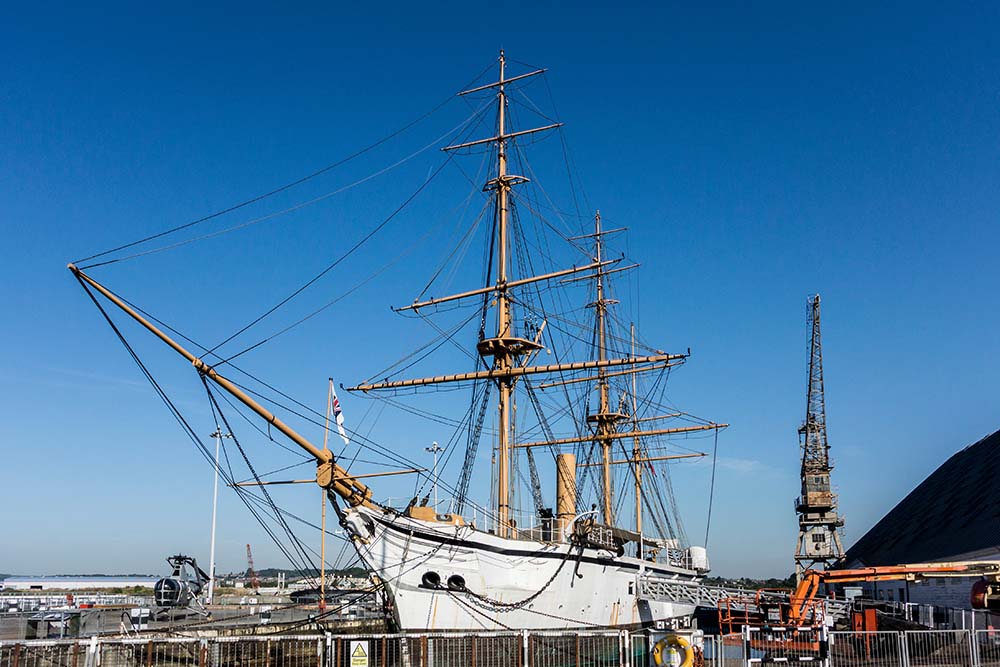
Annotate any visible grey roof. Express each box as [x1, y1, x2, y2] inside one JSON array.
[[844, 428, 1000, 566]]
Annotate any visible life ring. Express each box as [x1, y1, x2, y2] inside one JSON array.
[[651, 635, 694, 667]]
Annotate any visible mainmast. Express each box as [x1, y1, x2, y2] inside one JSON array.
[[445, 50, 561, 537], [494, 51, 514, 537], [351, 52, 726, 540]]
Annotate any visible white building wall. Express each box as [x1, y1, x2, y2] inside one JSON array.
[[1, 578, 157, 591]]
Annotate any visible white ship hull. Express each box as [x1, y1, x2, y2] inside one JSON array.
[[345, 506, 701, 631]]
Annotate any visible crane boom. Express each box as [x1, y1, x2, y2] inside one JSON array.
[[790, 561, 1000, 624]]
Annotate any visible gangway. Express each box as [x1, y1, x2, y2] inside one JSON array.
[[637, 574, 852, 624]]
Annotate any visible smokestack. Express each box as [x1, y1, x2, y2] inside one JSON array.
[[556, 453, 576, 539]]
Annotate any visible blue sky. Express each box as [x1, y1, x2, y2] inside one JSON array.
[[2, 2, 999, 579]]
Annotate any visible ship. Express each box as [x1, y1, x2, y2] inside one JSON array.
[[69, 51, 727, 631]]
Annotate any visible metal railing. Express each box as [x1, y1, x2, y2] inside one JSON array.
[[0, 596, 152, 613], [5, 628, 1000, 667], [829, 631, 903, 667], [637, 575, 854, 624]]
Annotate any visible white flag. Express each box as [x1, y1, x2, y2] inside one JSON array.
[[331, 384, 349, 445]]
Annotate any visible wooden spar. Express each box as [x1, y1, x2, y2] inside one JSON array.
[[458, 68, 546, 96], [349, 352, 686, 392], [558, 263, 640, 286], [567, 226, 628, 241], [442, 123, 562, 152], [232, 479, 317, 487], [512, 422, 727, 449], [536, 361, 681, 390], [578, 452, 706, 467], [230, 468, 426, 487], [633, 413, 683, 423], [67, 263, 375, 508], [395, 259, 619, 313]]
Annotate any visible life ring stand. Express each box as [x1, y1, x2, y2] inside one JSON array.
[[651, 635, 694, 667]]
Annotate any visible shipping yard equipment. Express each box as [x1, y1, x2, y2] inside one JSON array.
[[245, 544, 260, 594], [719, 560, 1000, 636], [794, 294, 845, 582]]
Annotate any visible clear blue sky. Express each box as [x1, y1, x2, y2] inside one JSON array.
[[2, 2, 999, 579]]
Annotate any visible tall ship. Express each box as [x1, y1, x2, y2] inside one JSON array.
[[69, 52, 726, 631]]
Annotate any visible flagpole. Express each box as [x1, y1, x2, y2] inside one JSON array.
[[320, 378, 333, 614], [207, 428, 231, 605]]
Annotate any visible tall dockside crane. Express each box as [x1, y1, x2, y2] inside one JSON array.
[[794, 295, 845, 581], [245, 544, 261, 594]]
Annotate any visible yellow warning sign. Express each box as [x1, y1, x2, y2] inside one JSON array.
[[350, 641, 369, 667]]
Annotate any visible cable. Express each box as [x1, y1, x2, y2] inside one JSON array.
[[704, 427, 720, 548], [205, 107, 488, 362], [72, 274, 322, 587], [73, 60, 498, 266]]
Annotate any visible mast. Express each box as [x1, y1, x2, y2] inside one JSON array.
[[631, 323, 642, 558], [440, 50, 560, 538], [588, 211, 624, 525], [494, 50, 514, 537], [348, 52, 725, 538]]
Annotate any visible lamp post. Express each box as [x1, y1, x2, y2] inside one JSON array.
[[207, 428, 232, 605], [425, 441, 444, 508]]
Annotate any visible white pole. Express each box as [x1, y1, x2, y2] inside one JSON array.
[[207, 428, 230, 604], [426, 441, 443, 508]]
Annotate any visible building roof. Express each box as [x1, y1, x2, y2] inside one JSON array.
[[844, 428, 1000, 566], [2, 576, 156, 583]]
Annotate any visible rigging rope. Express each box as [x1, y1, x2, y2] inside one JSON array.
[[204, 378, 323, 584], [704, 427, 720, 548], [205, 148, 464, 363], [73, 273, 323, 584], [73, 60, 498, 266]]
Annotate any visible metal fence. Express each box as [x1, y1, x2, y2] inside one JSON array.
[[4, 628, 1000, 667]]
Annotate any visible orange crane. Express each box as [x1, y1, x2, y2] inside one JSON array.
[[789, 561, 1000, 628], [720, 560, 1000, 635], [245, 544, 261, 594]]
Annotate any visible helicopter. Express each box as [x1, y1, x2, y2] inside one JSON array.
[[153, 555, 211, 617]]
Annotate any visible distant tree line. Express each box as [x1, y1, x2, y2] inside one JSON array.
[[703, 573, 797, 590], [246, 567, 368, 579]]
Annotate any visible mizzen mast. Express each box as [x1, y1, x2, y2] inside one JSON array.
[[587, 211, 628, 525]]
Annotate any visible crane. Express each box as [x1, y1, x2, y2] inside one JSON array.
[[788, 561, 1000, 626], [719, 560, 1000, 635], [794, 295, 845, 580], [245, 544, 261, 594]]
